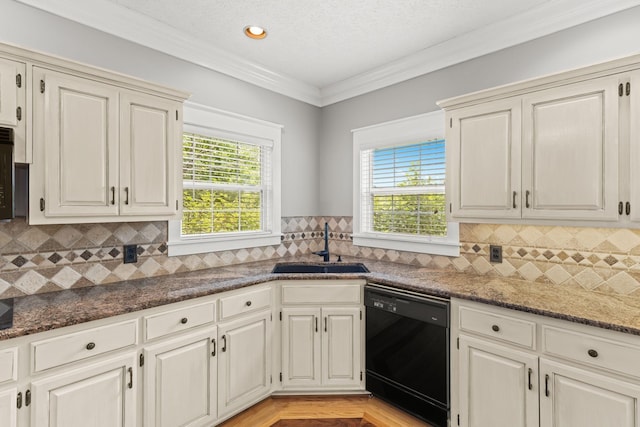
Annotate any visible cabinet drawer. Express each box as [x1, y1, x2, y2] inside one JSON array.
[[32, 320, 137, 372], [145, 301, 216, 341], [459, 306, 535, 348], [0, 348, 17, 383], [281, 284, 361, 305], [220, 287, 271, 320], [542, 325, 640, 378]]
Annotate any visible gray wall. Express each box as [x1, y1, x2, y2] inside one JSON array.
[[319, 5, 640, 216], [0, 0, 321, 217]]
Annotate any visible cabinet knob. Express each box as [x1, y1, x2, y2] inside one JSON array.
[[588, 349, 598, 358], [180, 317, 188, 324], [86, 342, 96, 350], [491, 324, 500, 332], [246, 301, 252, 307]]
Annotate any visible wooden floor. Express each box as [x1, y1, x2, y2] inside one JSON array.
[[218, 395, 434, 427]]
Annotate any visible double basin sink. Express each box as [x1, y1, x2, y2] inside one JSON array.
[[271, 262, 369, 274]]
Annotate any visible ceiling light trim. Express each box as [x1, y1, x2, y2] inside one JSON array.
[[15, 0, 640, 107]]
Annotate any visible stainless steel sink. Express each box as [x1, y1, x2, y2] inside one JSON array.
[[271, 262, 369, 274]]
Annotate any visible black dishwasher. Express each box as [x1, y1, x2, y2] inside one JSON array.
[[365, 284, 449, 427]]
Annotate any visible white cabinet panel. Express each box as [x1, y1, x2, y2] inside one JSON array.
[[459, 335, 538, 427], [629, 71, 640, 222], [120, 91, 179, 216], [0, 388, 17, 427], [282, 307, 321, 388], [448, 98, 521, 218], [31, 352, 137, 427], [540, 359, 640, 427], [322, 307, 361, 388], [522, 76, 619, 220], [217, 310, 271, 418], [143, 328, 217, 427]]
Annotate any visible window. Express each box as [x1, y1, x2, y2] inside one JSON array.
[[353, 110, 459, 256], [168, 103, 281, 256]]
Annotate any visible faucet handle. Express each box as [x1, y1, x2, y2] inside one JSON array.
[[337, 255, 342, 262]]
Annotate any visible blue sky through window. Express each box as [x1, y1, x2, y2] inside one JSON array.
[[372, 139, 445, 188]]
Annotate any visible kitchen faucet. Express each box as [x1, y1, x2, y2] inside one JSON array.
[[313, 222, 330, 262]]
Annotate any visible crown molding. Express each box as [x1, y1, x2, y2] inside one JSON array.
[[16, 0, 640, 107]]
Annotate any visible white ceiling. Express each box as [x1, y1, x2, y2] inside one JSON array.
[[16, 0, 640, 106]]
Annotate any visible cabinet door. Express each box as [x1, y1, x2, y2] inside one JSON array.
[[322, 307, 362, 388], [36, 68, 119, 217], [120, 91, 179, 216], [629, 71, 640, 222], [522, 76, 619, 220], [458, 335, 538, 427], [282, 307, 321, 388], [217, 310, 271, 418], [0, 58, 26, 162], [31, 353, 136, 427], [540, 358, 640, 427], [143, 327, 217, 427], [448, 98, 522, 219], [0, 387, 17, 427]]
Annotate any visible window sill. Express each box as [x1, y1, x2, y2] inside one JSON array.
[[353, 227, 460, 257], [167, 232, 281, 256]]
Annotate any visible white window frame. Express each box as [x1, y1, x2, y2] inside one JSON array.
[[168, 102, 282, 256], [352, 110, 459, 257]]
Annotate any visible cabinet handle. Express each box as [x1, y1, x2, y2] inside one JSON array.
[[125, 187, 129, 205], [315, 316, 318, 333], [545, 374, 550, 397], [211, 338, 216, 357], [527, 368, 533, 390], [245, 301, 252, 307], [619, 201, 624, 215], [491, 324, 500, 332], [16, 392, 22, 409], [588, 349, 598, 358], [324, 317, 327, 333], [512, 191, 517, 209], [25, 390, 31, 407], [111, 187, 115, 205], [221, 335, 227, 352], [180, 317, 188, 324], [626, 202, 631, 216], [127, 367, 133, 389], [525, 190, 531, 208], [86, 342, 96, 350], [627, 82, 631, 96]]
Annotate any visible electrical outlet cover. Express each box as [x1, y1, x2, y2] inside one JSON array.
[[489, 245, 502, 263], [123, 245, 138, 264]]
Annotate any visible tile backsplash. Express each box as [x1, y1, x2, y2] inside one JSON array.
[[2, 216, 640, 298]]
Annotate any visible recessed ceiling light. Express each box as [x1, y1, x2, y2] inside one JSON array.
[[244, 25, 267, 40]]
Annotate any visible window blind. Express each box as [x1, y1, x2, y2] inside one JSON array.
[[360, 139, 447, 237], [182, 132, 272, 236]]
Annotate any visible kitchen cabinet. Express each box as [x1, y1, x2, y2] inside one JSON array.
[[30, 352, 137, 427], [0, 57, 26, 163], [29, 67, 183, 224], [143, 327, 217, 427], [446, 75, 620, 223], [279, 281, 364, 392], [0, 387, 17, 427], [452, 298, 640, 427], [217, 309, 272, 419]]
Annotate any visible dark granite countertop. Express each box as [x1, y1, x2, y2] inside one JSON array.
[[3, 255, 640, 341]]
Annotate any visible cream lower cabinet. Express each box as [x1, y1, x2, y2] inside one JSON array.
[[0, 387, 17, 427], [143, 327, 217, 427], [279, 281, 364, 392], [453, 298, 640, 427], [217, 309, 272, 419], [30, 352, 137, 427]]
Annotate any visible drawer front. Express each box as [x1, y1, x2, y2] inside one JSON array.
[[0, 348, 17, 383], [219, 287, 271, 320], [281, 284, 361, 305], [32, 319, 137, 372], [459, 306, 535, 348], [145, 301, 216, 341], [542, 325, 640, 378]]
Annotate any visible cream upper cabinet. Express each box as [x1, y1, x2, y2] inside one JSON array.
[[629, 71, 640, 222], [448, 98, 521, 219], [120, 91, 180, 216], [30, 66, 186, 224], [0, 57, 26, 162], [521, 76, 620, 221]]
